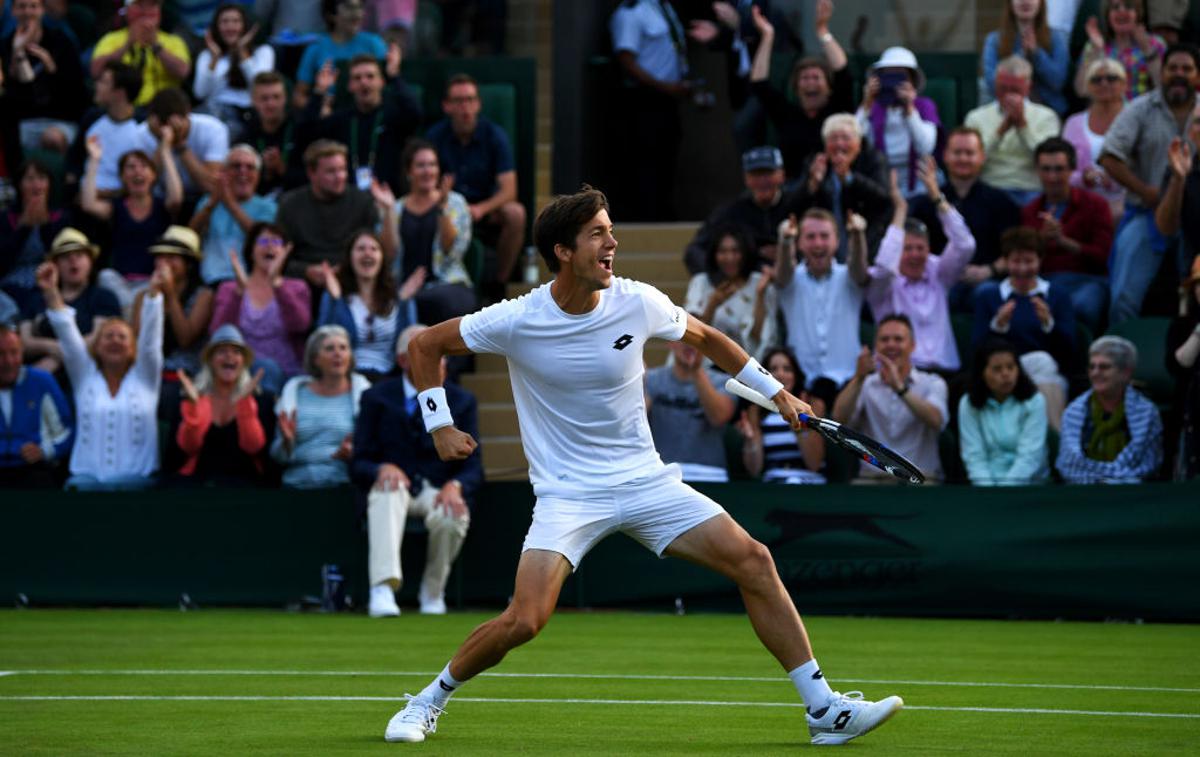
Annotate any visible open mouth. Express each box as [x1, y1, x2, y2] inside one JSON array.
[[598, 254, 614, 272]]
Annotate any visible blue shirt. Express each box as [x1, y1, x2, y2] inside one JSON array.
[[295, 31, 387, 85], [426, 117, 514, 205], [199, 194, 278, 284], [279, 386, 355, 488], [610, 0, 686, 84], [982, 29, 1070, 117]]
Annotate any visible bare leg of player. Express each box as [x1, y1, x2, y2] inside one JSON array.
[[665, 513, 904, 745], [385, 549, 573, 743], [664, 514, 812, 669], [448, 549, 573, 679]]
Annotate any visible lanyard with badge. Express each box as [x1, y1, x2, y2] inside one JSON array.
[[257, 121, 294, 177], [350, 110, 384, 190]]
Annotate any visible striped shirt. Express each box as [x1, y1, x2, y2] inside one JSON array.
[[1055, 387, 1162, 484], [277, 387, 356, 488], [760, 412, 825, 484]]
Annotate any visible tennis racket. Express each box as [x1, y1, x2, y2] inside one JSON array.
[[724, 378, 926, 485]]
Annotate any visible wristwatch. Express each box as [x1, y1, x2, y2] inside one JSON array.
[[895, 384, 910, 398]]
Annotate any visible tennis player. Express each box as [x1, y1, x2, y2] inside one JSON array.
[[387, 187, 902, 746]]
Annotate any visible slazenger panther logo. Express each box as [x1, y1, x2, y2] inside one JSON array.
[[613, 334, 634, 350], [764, 509, 917, 550]]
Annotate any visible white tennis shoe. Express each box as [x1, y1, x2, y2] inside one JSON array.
[[385, 695, 444, 743], [368, 585, 400, 618], [806, 690, 903, 745]]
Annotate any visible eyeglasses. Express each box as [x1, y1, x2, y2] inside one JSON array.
[[257, 237, 286, 247], [1089, 74, 1123, 84], [445, 95, 478, 104], [1037, 164, 1069, 173]]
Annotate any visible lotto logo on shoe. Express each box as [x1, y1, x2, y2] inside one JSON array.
[[612, 334, 634, 350], [833, 710, 852, 730]]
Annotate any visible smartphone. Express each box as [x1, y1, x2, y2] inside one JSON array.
[[875, 70, 909, 107]]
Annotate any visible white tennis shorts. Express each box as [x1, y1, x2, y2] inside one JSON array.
[[522, 463, 726, 569]]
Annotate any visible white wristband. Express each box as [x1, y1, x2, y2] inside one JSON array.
[[735, 357, 784, 402], [418, 387, 454, 433]]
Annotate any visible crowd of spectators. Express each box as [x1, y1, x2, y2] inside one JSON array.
[[654, 0, 1200, 485], [1, 0, 1199, 514]]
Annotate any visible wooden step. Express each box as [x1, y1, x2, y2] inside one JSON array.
[[479, 401, 519, 436], [611, 223, 700, 253], [481, 437, 529, 480], [611, 251, 687, 281], [461, 372, 514, 402]]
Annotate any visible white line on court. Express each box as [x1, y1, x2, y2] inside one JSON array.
[[4, 669, 1198, 694], [0, 694, 1196, 719]]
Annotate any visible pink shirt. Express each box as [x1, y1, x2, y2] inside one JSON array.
[[865, 206, 975, 371]]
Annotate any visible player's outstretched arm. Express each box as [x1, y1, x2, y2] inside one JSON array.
[[680, 314, 812, 430], [409, 318, 478, 461]]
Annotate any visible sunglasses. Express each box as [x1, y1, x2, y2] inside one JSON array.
[[256, 237, 286, 247], [1089, 74, 1123, 84]]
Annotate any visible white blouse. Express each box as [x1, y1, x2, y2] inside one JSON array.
[[193, 46, 276, 109], [47, 293, 164, 480], [684, 271, 776, 361]]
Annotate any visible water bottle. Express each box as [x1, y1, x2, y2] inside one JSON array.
[[320, 563, 345, 613], [523, 245, 540, 284]]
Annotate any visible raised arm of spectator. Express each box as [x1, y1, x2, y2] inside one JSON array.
[[773, 214, 798, 288], [443, 191, 472, 260], [154, 37, 191, 81], [748, 5, 774, 83], [133, 287, 165, 388], [846, 210, 871, 287], [813, 0, 847, 72], [80, 136, 113, 220], [1156, 137, 1191, 236], [157, 126, 186, 215], [934, 195, 977, 288]]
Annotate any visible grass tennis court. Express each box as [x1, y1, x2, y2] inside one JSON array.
[[1, 609, 1197, 755]]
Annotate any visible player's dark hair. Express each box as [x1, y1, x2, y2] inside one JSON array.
[[1034, 136, 1077, 170], [1000, 226, 1044, 259], [966, 339, 1037, 408], [761, 347, 805, 393], [877, 312, 914, 337], [705, 225, 756, 286], [533, 186, 609, 273], [147, 87, 191, 120], [104, 61, 143, 104]]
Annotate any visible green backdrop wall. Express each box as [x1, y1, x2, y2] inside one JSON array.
[[2, 483, 1197, 620]]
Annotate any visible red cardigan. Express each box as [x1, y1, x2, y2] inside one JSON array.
[[1020, 187, 1114, 276], [176, 395, 267, 476]]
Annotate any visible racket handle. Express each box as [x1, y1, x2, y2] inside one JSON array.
[[724, 378, 779, 412]]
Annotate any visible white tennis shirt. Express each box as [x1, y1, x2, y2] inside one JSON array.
[[461, 277, 688, 496]]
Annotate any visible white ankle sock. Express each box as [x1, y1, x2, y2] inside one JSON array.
[[418, 662, 463, 708], [789, 659, 834, 712]]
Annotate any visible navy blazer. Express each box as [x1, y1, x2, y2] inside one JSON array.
[[351, 377, 483, 502]]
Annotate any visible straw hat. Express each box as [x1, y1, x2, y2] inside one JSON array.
[[202, 323, 254, 365], [148, 225, 202, 260], [47, 227, 100, 260]]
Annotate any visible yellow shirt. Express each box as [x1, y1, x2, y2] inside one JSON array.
[[93, 29, 192, 105]]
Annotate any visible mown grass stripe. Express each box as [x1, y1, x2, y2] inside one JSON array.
[[4, 669, 1197, 694], [1, 694, 1197, 719]]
